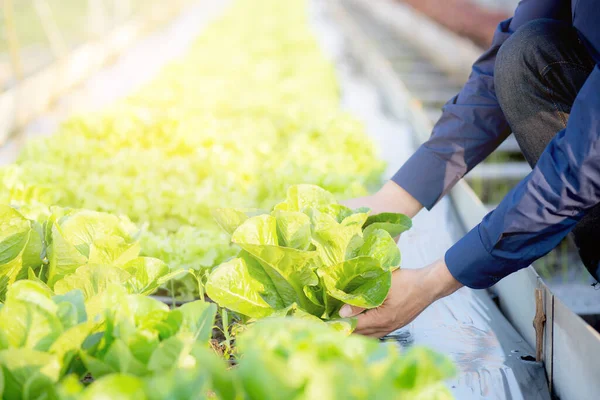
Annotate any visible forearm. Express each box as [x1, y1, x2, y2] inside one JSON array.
[[447, 66, 600, 289], [391, 18, 513, 210], [422, 259, 463, 303], [343, 180, 423, 218], [377, 181, 423, 218], [392, 3, 570, 211]]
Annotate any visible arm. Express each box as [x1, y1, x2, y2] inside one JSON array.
[[392, 0, 571, 210], [342, 181, 423, 218], [348, 50, 600, 341], [447, 66, 600, 288], [340, 0, 573, 336]]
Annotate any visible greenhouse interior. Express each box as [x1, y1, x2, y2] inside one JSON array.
[[1, 0, 599, 399]]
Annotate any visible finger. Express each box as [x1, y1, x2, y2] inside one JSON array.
[[339, 304, 365, 318], [354, 308, 384, 333]]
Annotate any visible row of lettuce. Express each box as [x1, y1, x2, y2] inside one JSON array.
[[1, 183, 410, 323], [0, 279, 454, 399], [0, 0, 457, 397], [0, 185, 456, 398], [1, 0, 385, 299]]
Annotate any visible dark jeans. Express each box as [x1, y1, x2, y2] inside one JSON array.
[[494, 19, 600, 281]]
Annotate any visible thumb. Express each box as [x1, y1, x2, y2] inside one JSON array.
[[339, 304, 365, 318]]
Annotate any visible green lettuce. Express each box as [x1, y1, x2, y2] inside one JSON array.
[[0, 348, 61, 400], [0, 280, 220, 397], [0, 281, 97, 398], [206, 184, 411, 322], [0, 280, 82, 352], [0, 206, 184, 301], [55, 346, 236, 400], [235, 318, 455, 400], [44, 208, 141, 286], [0, 205, 43, 300], [79, 287, 217, 379], [52, 317, 454, 400]]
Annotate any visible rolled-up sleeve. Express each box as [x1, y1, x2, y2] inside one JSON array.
[[446, 66, 600, 289]]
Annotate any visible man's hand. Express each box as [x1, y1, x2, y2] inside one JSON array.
[[338, 259, 463, 338]]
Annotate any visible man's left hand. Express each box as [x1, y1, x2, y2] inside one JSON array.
[[338, 259, 463, 338]]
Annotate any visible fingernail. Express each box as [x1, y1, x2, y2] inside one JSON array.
[[339, 305, 351, 318]]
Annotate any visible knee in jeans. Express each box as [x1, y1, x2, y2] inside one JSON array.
[[495, 19, 572, 94], [495, 19, 573, 125]]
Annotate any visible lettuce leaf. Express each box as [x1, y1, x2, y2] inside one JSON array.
[[46, 208, 140, 286], [363, 212, 412, 238], [206, 256, 283, 319], [0, 206, 43, 300], [0, 348, 60, 400], [318, 256, 392, 318], [0, 280, 63, 351]]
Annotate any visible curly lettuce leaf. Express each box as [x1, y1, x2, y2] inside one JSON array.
[[318, 256, 391, 318], [45, 208, 140, 287], [0, 348, 61, 400], [272, 210, 312, 250], [308, 209, 367, 266], [0, 280, 63, 351], [123, 257, 187, 296], [53, 265, 131, 299], [0, 205, 43, 300], [349, 228, 400, 270], [206, 256, 283, 319], [363, 212, 412, 238]]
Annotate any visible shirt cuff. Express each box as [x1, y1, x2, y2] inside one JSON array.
[[391, 145, 457, 210], [445, 225, 506, 289]]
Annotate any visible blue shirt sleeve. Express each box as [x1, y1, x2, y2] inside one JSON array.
[[392, 0, 569, 210], [391, 19, 511, 209], [447, 66, 600, 288]]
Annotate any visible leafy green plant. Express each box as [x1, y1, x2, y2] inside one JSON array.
[[78, 287, 217, 380], [206, 185, 411, 321], [236, 318, 455, 400], [53, 358, 235, 400], [0, 0, 460, 398], [52, 318, 455, 400], [0, 273, 454, 400], [0, 205, 44, 299], [0, 206, 184, 302], [0, 280, 95, 398], [0, 282, 219, 399]]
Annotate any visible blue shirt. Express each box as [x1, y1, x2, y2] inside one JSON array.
[[392, 0, 600, 289]]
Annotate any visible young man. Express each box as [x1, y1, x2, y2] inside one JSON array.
[[339, 0, 600, 338]]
